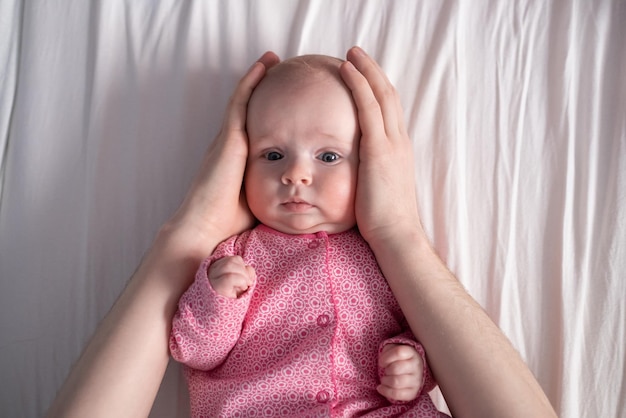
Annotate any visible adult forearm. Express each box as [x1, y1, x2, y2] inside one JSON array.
[[46, 229, 219, 418], [370, 230, 556, 418]]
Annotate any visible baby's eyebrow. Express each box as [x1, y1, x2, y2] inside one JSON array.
[[247, 135, 277, 148], [319, 136, 358, 151], [248, 132, 286, 143]]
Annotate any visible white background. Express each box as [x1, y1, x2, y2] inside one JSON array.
[[1, 1, 624, 417]]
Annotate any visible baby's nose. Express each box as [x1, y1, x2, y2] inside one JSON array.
[[281, 159, 312, 185]]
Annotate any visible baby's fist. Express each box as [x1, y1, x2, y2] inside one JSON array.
[[377, 343, 424, 403], [208, 256, 256, 299]]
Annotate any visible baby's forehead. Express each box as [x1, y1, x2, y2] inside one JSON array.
[[266, 54, 343, 80], [247, 54, 358, 137], [255, 55, 346, 96], [251, 56, 350, 110]]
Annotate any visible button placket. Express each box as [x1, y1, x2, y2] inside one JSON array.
[[305, 235, 332, 408]]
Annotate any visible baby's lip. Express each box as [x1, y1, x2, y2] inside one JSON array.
[[283, 197, 310, 204], [281, 198, 313, 212]]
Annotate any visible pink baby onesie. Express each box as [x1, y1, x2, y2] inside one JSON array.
[[170, 225, 447, 417]]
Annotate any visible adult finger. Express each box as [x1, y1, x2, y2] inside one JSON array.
[[181, 52, 279, 233], [339, 55, 387, 148], [344, 47, 404, 138], [223, 51, 280, 132]]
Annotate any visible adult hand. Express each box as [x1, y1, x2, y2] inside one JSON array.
[[339, 46, 422, 247], [158, 51, 280, 275]]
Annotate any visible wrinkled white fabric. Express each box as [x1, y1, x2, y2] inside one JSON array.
[[0, 1, 624, 417]]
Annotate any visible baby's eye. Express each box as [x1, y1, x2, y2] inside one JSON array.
[[265, 151, 283, 161], [318, 152, 340, 163]]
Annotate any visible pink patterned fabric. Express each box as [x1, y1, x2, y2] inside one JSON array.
[[170, 225, 447, 417]]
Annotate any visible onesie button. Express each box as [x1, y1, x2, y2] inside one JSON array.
[[316, 390, 331, 403], [308, 241, 320, 249], [316, 314, 330, 327]]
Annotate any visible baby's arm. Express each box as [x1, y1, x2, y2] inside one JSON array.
[[169, 251, 255, 370]]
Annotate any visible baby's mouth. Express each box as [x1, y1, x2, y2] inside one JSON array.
[[281, 198, 313, 212]]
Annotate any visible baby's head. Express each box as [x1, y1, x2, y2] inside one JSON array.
[[245, 55, 360, 235]]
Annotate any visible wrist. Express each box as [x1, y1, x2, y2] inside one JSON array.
[[365, 221, 432, 257], [144, 222, 215, 288]]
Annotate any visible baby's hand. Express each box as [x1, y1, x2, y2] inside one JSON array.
[[377, 343, 424, 403], [208, 256, 256, 299]]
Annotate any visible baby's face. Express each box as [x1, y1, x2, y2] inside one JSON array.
[[244, 69, 360, 235]]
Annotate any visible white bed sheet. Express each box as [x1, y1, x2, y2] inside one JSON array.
[[1, 1, 624, 417]]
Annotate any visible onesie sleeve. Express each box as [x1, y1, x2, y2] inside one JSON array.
[[169, 233, 254, 371], [379, 331, 437, 396]]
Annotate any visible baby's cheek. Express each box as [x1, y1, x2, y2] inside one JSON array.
[[244, 169, 272, 219], [328, 180, 357, 218]]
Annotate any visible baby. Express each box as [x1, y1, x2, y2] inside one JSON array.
[[170, 55, 446, 417]]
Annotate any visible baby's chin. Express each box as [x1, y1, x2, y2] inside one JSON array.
[[259, 219, 356, 235]]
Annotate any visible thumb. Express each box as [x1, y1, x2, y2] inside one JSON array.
[[244, 264, 257, 282]]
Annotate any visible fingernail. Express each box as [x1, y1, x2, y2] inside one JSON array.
[[343, 61, 357, 71], [353, 46, 366, 56]]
